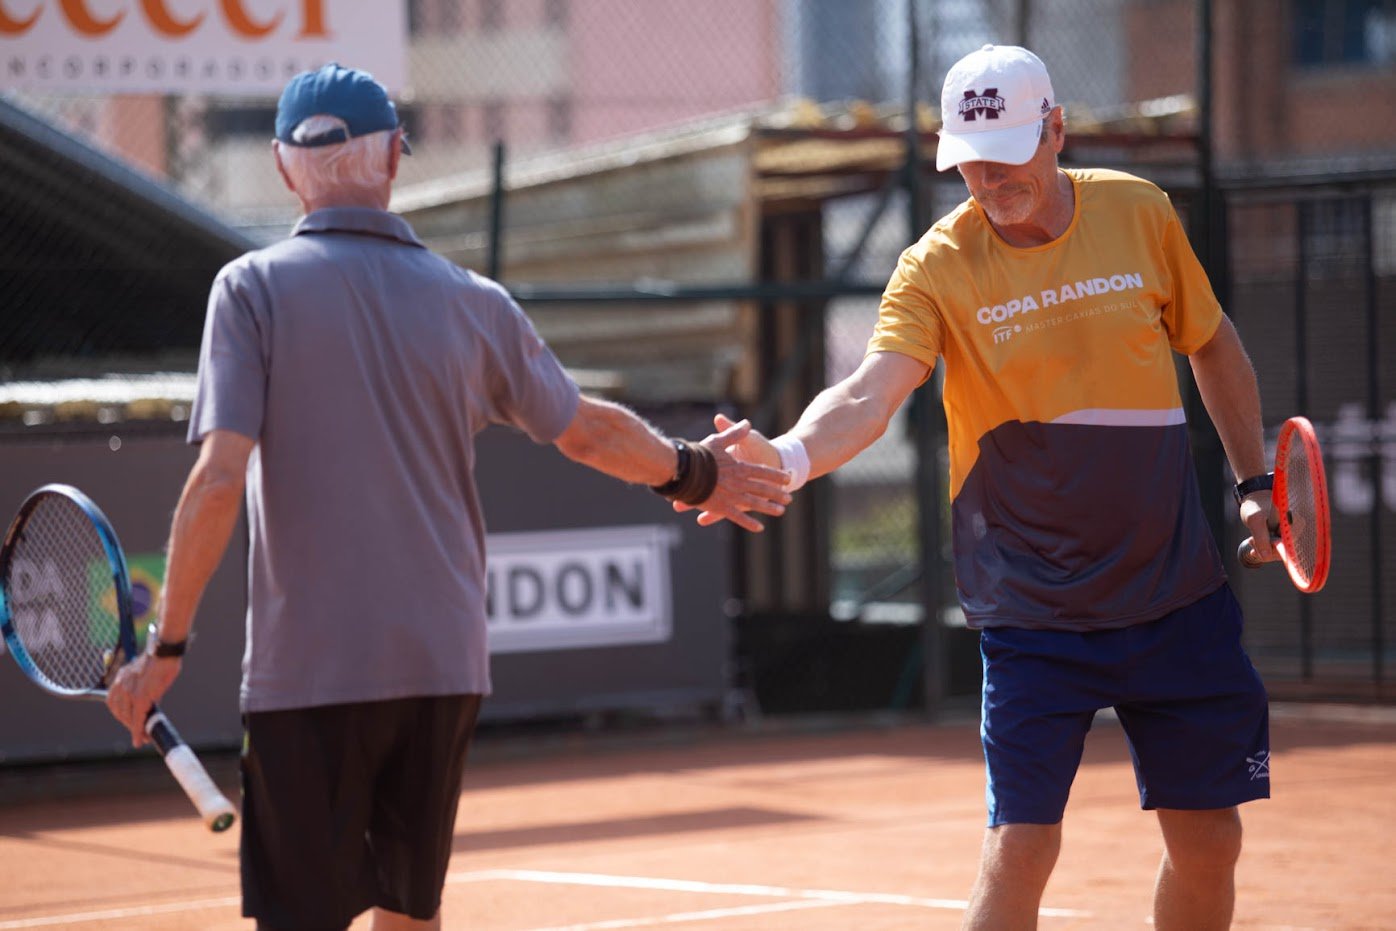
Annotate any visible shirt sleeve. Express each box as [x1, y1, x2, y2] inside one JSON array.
[[187, 266, 268, 444], [1159, 210, 1223, 354], [865, 244, 945, 372], [481, 290, 580, 444]]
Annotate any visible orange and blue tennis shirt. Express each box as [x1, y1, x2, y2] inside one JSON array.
[[868, 168, 1227, 631]]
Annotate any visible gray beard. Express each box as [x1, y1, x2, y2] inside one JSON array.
[[979, 194, 1034, 228]]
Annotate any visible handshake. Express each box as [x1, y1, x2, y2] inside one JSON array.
[[652, 413, 808, 533]]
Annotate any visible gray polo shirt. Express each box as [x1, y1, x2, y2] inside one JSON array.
[[189, 207, 579, 713]]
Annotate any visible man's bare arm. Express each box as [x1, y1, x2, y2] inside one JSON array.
[[158, 430, 255, 644], [1188, 316, 1278, 562], [690, 352, 931, 527], [107, 429, 253, 745], [553, 394, 791, 532], [787, 351, 933, 481]]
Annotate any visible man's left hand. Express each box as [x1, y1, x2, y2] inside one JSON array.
[[1240, 490, 1280, 563]]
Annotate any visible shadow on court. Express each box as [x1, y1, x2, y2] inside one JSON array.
[[1, 706, 1392, 830], [0, 710, 1392, 929], [451, 805, 822, 854]]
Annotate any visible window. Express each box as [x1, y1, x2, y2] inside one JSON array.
[[407, 104, 465, 146], [1302, 197, 1366, 280], [207, 105, 278, 138], [547, 96, 572, 142], [483, 100, 505, 140], [1293, 0, 1396, 67], [481, 0, 503, 32], [436, 104, 464, 145], [440, 0, 461, 34]]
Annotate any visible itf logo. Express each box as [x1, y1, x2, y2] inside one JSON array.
[[959, 88, 1006, 122]]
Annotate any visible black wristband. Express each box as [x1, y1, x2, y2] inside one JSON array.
[[147, 623, 188, 658], [650, 439, 718, 506], [650, 439, 691, 498], [1232, 472, 1274, 506], [677, 442, 719, 506]]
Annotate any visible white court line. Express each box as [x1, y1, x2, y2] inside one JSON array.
[[525, 898, 842, 930], [0, 872, 1323, 930], [0, 896, 240, 929], [447, 868, 1089, 919]]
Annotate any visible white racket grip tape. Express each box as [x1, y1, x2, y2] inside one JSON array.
[[146, 711, 238, 833], [771, 434, 810, 492]]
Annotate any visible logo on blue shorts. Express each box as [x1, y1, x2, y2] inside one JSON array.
[[1246, 750, 1271, 780]]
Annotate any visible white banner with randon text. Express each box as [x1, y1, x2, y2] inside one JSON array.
[[485, 525, 680, 655], [0, 0, 405, 94]]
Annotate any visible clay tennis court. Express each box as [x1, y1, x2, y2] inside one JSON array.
[[0, 705, 1391, 930]]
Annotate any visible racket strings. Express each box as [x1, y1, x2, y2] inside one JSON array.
[[1281, 439, 1318, 582], [2, 498, 121, 690]]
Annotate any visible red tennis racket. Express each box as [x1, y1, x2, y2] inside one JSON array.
[[1238, 416, 1331, 593]]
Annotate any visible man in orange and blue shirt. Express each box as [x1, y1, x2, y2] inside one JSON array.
[[699, 45, 1277, 931]]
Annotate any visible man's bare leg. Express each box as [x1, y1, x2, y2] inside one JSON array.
[[963, 822, 1061, 930], [1153, 807, 1243, 931], [371, 907, 440, 931]]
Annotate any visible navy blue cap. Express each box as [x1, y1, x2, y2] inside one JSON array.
[[275, 63, 411, 154]]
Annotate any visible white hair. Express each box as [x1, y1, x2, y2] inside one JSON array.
[[276, 115, 394, 203]]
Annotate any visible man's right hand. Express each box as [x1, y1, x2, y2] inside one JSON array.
[[676, 352, 931, 530], [710, 412, 779, 467], [678, 413, 784, 527]]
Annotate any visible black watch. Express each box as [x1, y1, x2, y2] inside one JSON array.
[[147, 623, 189, 658], [1232, 472, 1274, 506]]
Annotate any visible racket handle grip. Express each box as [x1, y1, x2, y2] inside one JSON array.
[[146, 709, 238, 833]]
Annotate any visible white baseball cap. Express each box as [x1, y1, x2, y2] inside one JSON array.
[[936, 45, 1055, 171]]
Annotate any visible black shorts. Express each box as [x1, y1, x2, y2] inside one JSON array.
[[240, 694, 483, 931]]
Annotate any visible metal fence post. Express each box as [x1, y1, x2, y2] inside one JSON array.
[[1191, 0, 1229, 546], [488, 140, 506, 282], [1296, 200, 1313, 680], [906, 0, 946, 716], [1362, 195, 1386, 689]]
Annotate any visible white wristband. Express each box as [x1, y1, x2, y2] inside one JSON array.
[[771, 434, 810, 492]]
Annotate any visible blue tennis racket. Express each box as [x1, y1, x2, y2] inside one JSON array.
[[0, 484, 236, 832]]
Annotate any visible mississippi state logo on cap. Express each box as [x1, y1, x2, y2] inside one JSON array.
[[936, 45, 1056, 170], [958, 88, 1007, 121]]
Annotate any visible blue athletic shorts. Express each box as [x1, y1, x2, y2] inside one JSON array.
[[979, 583, 1270, 826]]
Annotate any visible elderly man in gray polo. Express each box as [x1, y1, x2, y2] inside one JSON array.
[[105, 63, 791, 931]]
